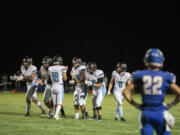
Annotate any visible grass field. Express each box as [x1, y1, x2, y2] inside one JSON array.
[[0, 92, 180, 135]]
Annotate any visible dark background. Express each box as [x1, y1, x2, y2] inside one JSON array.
[[1, 1, 179, 82]]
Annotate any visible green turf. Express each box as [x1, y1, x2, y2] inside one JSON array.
[[0, 92, 179, 135]]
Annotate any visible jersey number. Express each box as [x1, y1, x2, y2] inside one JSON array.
[[143, 75, 163, 95], [119, 82, 122, 88], [52, 72, 59, 82]]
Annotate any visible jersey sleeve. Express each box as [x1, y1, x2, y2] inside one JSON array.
[[97, 70, 104, 79], [31, 66, 37, 74], [20, 65, 24, 73], [127, 72, 132, 81], [80, 65, 87, 72], [132, 70, 141, 84], [61, 66, 66, 73], [166, 72, 176, 84], [112, 71, 116, 78]]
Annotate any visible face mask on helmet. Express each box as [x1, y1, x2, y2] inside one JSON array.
[[22, 57, 32, 68], [116, 63, 127, 73], [89, 63, 97, 74], [72, 57, 82, 67], [42, 56, 52, 68]]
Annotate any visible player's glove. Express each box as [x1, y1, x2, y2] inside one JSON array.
[[85, 80, 93, 86], [16, 75, 24, 81], [107, 90, 111, 96], [163, 111, 175, 128], [69, 80, 75, 85], [10, 75, 16, 81], [10, 75, 24, 81]]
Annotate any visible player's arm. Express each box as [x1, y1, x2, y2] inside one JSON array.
[[123, 82, 141, 109], [127, 79, 131, 85], [107, 77, 114, 95], [93, 77, 103, 88], [166, 83, 180, 109], [108, 77, 114, 92], [63, 72, 67, 81], [23, 73, 36, 82], [70, 70, 74, 80]]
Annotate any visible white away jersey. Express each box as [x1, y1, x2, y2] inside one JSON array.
[[40, 66, 48, 79], [48, 65, 66, 85], [112, 71, 131, 92], [21, 65, 38, 84], [40, 66, 52, 84], [72, 65, 87, 83], [86, 69, 105, 90]]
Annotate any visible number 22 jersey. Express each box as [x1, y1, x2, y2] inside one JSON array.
[[132, 69, 176, 111]]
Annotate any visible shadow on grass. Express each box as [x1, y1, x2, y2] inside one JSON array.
[[0, 111, 44, 118]]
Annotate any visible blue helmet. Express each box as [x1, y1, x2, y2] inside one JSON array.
[[144, 48, 165, 67]]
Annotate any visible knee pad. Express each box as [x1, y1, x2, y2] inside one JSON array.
[[74, 105, 79, 109], [96, 106, 102, 110]]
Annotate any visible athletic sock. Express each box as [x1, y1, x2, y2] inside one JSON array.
[[55, 105, 61, 116], [37, 101, 46, 112], [118, 105, 123, 118], [115, 107, 119, 118]]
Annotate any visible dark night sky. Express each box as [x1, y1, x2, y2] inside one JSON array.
[[1, 1, 179, 82]]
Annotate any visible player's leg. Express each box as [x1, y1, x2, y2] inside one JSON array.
[[114, 91, 120, 120], [51, 92, 60, 120], [60, 105, 66, 117], [60, 86, 66, 117], [43, 85, 53, 118], [114, 91, 125, 121], [154, 111, 171, 135], [73, 89, 80, 119], [51, 92, 56, 115], [84, 104, 89, 119], [92, 94, 97, 119], [25, 84, 32, 116], [79, 91, 88, 119], [30, 85, 46, 114], [54, 92, 62, 120], [96, 95, 102, 120], [84, 85, 89, 118], [96, 85, 106, 120], [43, 85, 52, 109], [140, 111, 154, 135], [141, 124, 154, 135], [55, 85, 64, 120], [96, 90, 103, 120]]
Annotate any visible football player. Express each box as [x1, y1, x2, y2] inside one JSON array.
[[21, 56, 46, 116], [85, 62, 106, 120], [123, 48, 180, 135], [107, 62, 131, 121], [48, 55, 67, 120], [70, 57, 89, 120], [40, 56, 66, 118]]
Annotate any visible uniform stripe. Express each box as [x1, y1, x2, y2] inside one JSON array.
[[102, 84, 106, 97]]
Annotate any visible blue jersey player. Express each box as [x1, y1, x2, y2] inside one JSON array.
[[123, 48, 180, 135]]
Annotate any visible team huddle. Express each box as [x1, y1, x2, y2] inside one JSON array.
[[10, 48, 180, 135]]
